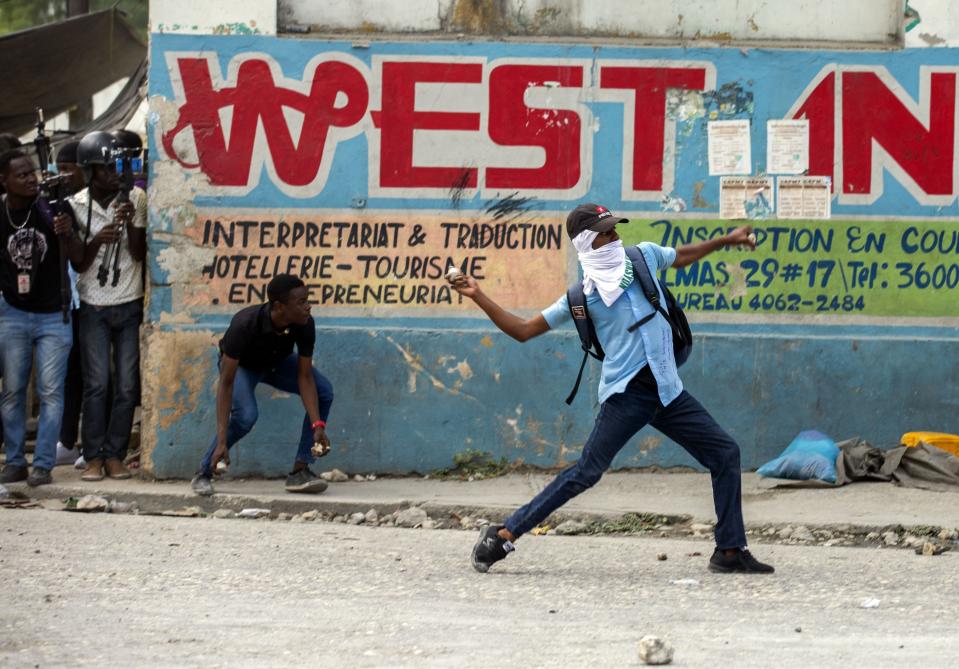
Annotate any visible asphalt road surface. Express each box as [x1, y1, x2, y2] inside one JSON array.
[[2, 509, 957, 668]]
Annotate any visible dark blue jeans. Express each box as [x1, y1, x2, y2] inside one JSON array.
[[505, 371, 748, 550], [198, 353, 334, 478], [80, 299, 142, 462]]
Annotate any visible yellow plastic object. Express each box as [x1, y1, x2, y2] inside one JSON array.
[[901, 432, 959, 457]]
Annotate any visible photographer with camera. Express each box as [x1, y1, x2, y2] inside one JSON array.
[[51, 140, 89, 467], [69, 131, 147, 482], [0, 149, 84, 486]]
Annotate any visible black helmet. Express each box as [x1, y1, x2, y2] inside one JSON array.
[[111, 129, 143, 157], [77, 131, 117, 167]]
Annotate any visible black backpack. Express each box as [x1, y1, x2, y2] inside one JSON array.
[[565, 245, 692, 404]]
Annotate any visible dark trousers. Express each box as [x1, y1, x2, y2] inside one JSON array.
[[198, 353, 334, 478], [504, 370, 748, 550], [59, 309, 82, 448], [80, 299, 143, 462], [60, 309, 112, 449]]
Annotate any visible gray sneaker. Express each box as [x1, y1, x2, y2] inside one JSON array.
[[191, 474, 215, 496], [26, 467, 52, 487], [284, 468, 328, 494]]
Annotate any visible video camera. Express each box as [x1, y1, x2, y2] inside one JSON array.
[[32, 109, 74, 323], [112, 147, 143, 204]]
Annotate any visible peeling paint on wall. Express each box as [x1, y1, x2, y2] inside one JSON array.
[[155, 236, 216, 278], [499, 404, 559, 458], [448, 360, 474, 381], [140, 328, 218, 475], [918, 32, 946, 46], [211, 21, 260, 35], [379, 333, 479, 401], [692, 181, 712, 209], [638, 435, 662, 458]]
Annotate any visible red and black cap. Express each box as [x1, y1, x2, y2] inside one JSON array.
[[565, 203, 629, 239]]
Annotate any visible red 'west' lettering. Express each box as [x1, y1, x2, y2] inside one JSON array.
[[486, 64, 584, 190], [599, 66, 708, 194], [163, 56, 368, 189], [371, 61, 483, 189]]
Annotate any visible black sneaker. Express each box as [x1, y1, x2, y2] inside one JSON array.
[[191, 474, 215, 496], [708, 548, 775, 574], [471, 525, 515, 573], [26, 467, 52, 487], [284, 468, 328, 494], [1, 464, 28, 484]]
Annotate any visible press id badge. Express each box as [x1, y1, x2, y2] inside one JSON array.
[[17, 272, 30, 294]]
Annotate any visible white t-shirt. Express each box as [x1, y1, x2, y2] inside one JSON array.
[[69, 186, 147, 306]]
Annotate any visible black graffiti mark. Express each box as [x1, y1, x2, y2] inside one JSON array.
[[483, 191, 540, 225], [448, 169, 473, 210]]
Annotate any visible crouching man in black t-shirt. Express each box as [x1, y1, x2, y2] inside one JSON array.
[[191, 274, 334, 496]]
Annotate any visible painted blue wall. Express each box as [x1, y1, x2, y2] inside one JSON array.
[[145, 34, 959, 477], [148, 319, 959, 478]]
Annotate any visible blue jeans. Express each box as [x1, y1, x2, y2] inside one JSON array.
[[80, 299, 143, 462], [505, 370, 748, 550], [0, 297, 73, 471], [198, 353, 334, 477]]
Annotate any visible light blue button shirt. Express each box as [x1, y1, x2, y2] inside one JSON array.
[[542, 242, 682, 406]]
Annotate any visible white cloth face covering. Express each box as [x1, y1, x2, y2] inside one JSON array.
[[572, 230, 630, 307]]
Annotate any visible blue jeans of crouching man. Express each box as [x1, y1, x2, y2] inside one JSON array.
[[504, 371, 748, 550], [0, 297, 73, 471], [198, 353, 334, 478]]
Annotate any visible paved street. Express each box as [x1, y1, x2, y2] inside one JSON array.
[[2, 508, 957, 668]]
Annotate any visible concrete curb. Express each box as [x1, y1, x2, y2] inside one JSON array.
[[11, 482, 959, 553]]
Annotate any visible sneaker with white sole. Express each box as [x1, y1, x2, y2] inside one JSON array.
[[74, 455, 86, 470], [55, 442, 80, 466], [284, 468, 328, 494], [191, 475, 215, 496], [471, 525, 515, 573]]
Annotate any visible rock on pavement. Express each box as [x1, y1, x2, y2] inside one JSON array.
[[553, 520, 588, 535], [395, 507, 428, 528], [638, 635, 674, 665]]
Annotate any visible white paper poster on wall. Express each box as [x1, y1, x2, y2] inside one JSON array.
[[719, 176, 774, 220], [708, 120, 751, 175], [777, 176, 832, 219], [767, 119, 809, 174]]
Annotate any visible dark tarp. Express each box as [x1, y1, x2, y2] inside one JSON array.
[[66, 57, 147, 139], [0, 8, 146, 136], [834, 438, 959, 492]]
